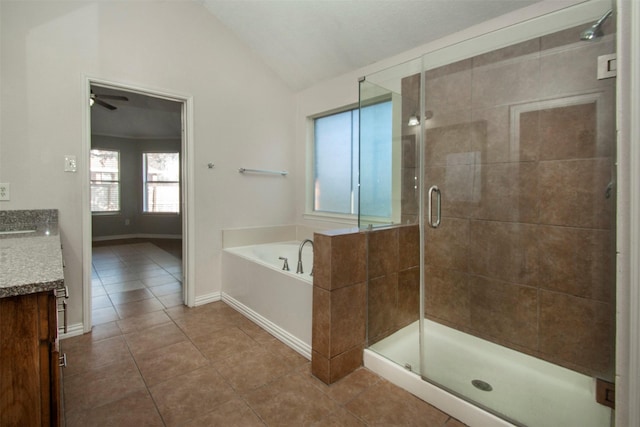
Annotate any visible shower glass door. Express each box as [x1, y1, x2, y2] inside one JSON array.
[[419, 12, 616, 427]]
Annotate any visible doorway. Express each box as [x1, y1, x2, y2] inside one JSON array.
[[83, 79, 194, 331]]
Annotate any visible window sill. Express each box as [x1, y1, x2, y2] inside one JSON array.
[[91, 212, 121, 216], [303, 212, 358, 226]]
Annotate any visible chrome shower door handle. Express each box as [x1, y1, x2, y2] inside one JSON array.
[[427, 185, 441, 228]]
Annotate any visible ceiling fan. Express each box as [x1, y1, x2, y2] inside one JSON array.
[[90, 91, 129, 111]]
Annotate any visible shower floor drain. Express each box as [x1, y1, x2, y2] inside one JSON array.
[[471, 379, 493, 392]]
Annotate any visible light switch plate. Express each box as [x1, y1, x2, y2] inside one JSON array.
[[64, 155, 77, 172], [0, 183, 10, 201]]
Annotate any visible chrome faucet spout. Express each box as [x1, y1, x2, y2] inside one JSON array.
[[296, 239, 314, 275]]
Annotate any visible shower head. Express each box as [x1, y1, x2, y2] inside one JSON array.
[[580, 9, 613, 41]]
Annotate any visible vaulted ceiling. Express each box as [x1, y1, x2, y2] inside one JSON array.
[[200, 0, 542, 91], [92, 0, 543, 139]]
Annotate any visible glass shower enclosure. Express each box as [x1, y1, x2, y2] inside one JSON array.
[[359, 4, 616, 426]]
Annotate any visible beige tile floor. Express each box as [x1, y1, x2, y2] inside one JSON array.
[[61, 242, 467, 426]]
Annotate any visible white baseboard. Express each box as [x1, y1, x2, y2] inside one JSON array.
[[221, 292, 311, 360], [59, 322, 85, 340], [195, 292, 221, 306], [92, 233, 182, 242]]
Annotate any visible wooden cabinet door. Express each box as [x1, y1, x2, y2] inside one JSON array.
[[0, 292, 60, 427], [0, 294, 43, 426]]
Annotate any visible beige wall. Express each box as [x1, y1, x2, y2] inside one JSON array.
[[0, 1, 296, 326]]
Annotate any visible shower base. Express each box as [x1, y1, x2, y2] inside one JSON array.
[[366, 320, 611, 427]]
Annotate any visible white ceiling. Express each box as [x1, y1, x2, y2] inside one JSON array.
[[200, 0, 543, 91], [90, 86, 182, 140], [92, 0, 544, 139]]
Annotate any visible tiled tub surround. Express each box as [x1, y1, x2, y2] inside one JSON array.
[[311, 224, 419, 384], [312, 228, 366, 384], [398, 23, 616, 379], [0, 209, 64, 297]]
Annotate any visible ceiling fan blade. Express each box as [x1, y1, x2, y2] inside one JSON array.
[[94, 98, 117, 110], [97, 94, 129, 102]]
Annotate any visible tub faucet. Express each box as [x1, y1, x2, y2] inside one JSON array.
[[296, 239, 314, 275]]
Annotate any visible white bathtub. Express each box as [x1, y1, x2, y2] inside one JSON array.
[[366, 320, 612, 427], [221, 241, 313, 358]]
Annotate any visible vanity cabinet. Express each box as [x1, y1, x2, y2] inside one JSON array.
[[0, 290, 61, 426], [0, 209, 65, 426]]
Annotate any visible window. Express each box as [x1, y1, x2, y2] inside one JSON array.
[[90, 149, 120, 213], [313, 101, 392, 217], [143, 152, 180, 213]]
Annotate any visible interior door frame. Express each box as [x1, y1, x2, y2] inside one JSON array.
[[81, 76, 196, 332]]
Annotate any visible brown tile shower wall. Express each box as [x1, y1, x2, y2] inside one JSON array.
[[405, 24, 616, 379], [367, 225, 421, 344], [312, 229, 367, 384], [311, 224, 420, 384]]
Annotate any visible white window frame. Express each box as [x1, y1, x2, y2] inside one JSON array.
[[142, 151, 180, 214], [305, 99, 401, 226], [305, 104, 359, 224], [90, 148, 120, 214]]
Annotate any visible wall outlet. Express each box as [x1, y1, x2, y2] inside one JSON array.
[[0, 183, 9, 201]]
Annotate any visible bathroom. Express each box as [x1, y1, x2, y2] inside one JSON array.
[[1, 0, 639, 425]]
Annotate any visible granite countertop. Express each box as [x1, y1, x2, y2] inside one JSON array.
[[0, 210, 64, 298]]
